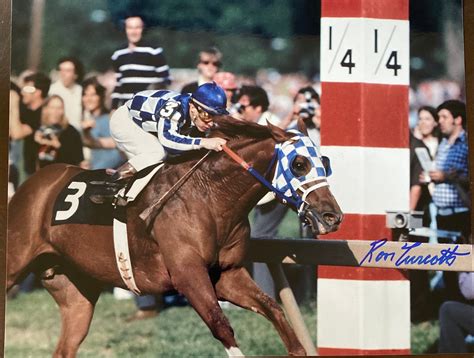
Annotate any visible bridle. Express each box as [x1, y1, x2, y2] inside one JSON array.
[[223, 133, 331, 218], [139, 132, 332, 231]]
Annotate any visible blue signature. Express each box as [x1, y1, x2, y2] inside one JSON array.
[[359, 239, 470, 267]]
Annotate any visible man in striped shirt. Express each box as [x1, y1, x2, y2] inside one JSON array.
[[111, 15, 171, 110]]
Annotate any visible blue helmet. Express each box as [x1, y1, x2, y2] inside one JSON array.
[[192, 82, 229, 115]]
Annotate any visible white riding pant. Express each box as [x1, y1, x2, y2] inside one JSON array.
[[110, 104, 166, 171]]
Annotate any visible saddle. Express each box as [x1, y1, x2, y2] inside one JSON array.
[[51, 164, 163, 227]]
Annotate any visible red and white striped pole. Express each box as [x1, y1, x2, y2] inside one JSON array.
[[318, 0, 410, 355]]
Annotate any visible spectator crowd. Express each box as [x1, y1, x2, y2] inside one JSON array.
[[8, 13, 472, 354]]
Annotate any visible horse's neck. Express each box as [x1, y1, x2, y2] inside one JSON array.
[[214, 137, 277, 217]]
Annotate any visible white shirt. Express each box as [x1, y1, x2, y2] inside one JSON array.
[[49, 81, 83, 131], [459, 272, 474, 300]]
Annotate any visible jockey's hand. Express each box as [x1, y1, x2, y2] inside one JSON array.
[[428, 170, 446, 183], [201, 137, 227, 152]]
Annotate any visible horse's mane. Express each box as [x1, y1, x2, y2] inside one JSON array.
[[211, 115, 273, 140]]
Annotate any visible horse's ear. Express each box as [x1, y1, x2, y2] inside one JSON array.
[[267, 120, 289, 143], [297, 118, 309, 136]]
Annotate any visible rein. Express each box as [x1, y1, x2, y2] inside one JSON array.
[[139, 150, 212, 229], [221, 145, 300, 209], [222, 142, 330, 229]]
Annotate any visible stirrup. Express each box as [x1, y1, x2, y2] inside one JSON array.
[[112, 195, 128, 207], [89, 184, 121, 205], [90, 193, 128, 207], [90, 193, 117, 205]]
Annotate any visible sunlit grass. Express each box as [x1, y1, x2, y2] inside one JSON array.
[[6, 290, 316, 357], [6, 287, 438, 357]]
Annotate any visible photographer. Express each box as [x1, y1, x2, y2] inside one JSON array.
[[34, 95, 83, 169], [281, 86, 321, 147]]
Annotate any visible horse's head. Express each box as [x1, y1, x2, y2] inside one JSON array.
[[267, 119, 343, 235]]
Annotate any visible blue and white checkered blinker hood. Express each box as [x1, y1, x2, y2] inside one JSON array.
[[272, 134, 330, 213]]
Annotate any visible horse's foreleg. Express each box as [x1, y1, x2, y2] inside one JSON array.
[[41, 269, 102, 358], [215, 267, 307, 356], [167, 262, 243, 356]]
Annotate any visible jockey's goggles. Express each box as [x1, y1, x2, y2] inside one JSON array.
[[195, 105, 214, 123], [192, 99, 220, 122]]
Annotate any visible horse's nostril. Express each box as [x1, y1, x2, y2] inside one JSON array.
[[323, 212, 340, 226]]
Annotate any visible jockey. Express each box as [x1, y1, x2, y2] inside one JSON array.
[[91, 82, 228, 204]]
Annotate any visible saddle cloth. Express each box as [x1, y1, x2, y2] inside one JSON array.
[[51, 164, 163, 226], [51, 164, 164, 295]]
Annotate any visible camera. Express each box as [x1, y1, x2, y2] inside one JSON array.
[[298, 102, 316, 119], [38, 124, 62, 140], [298, 91, 316, 119], [386, 211, 423, 229]]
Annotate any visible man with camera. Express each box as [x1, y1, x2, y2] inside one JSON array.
[[281, 86, 321, 147]]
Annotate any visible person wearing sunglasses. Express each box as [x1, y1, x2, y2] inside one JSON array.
[[9, 72, 51, 178], [181, 47, 222, 94], [90, 82, 228, 205], [233, 85, 281, 127]]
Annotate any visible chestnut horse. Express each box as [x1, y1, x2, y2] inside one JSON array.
[[7, 117, 342, 357]]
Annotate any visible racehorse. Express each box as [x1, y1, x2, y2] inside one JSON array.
[[6, 116, 343, 357]]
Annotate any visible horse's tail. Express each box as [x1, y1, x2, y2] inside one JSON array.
[[6, 164, 83, 290]]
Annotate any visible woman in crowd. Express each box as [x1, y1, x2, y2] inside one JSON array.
[[409, 105, 442, 323], [34, 95, 83, 169], [81, 77, 125, 170], [411, 106, 441, 210], [415, 105, 440, 158]]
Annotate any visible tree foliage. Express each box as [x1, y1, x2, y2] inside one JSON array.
[[11, 0, 463, 81], [13, 0, 314, 76]]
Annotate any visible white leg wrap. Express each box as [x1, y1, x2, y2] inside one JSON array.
[[225, 346, 245, 357]]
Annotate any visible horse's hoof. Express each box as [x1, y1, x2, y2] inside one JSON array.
[[124, 309, 158, 322], [225, 346, 244, 357], [288, 346, 307, 356]]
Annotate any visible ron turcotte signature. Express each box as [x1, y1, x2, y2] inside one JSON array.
[[359, 239, 470, 267]]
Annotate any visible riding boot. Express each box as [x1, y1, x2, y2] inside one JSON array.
[[108, 162, 137, 182], [90, 162, 138, 205]]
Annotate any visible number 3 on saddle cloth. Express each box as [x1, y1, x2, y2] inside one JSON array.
[[51, 164, 163, 227]]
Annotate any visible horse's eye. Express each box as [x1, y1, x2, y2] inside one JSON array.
[[290, 156, 310, 177]]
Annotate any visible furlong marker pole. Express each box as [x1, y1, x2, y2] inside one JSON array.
[[319, 0, 410, 355]]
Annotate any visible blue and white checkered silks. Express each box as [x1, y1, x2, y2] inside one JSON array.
[[271, 132, 331, 213]]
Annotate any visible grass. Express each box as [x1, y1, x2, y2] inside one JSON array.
[[5, 290, 316, 357], [5, 213, 441, 356], [5, 288, 439, 357]]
